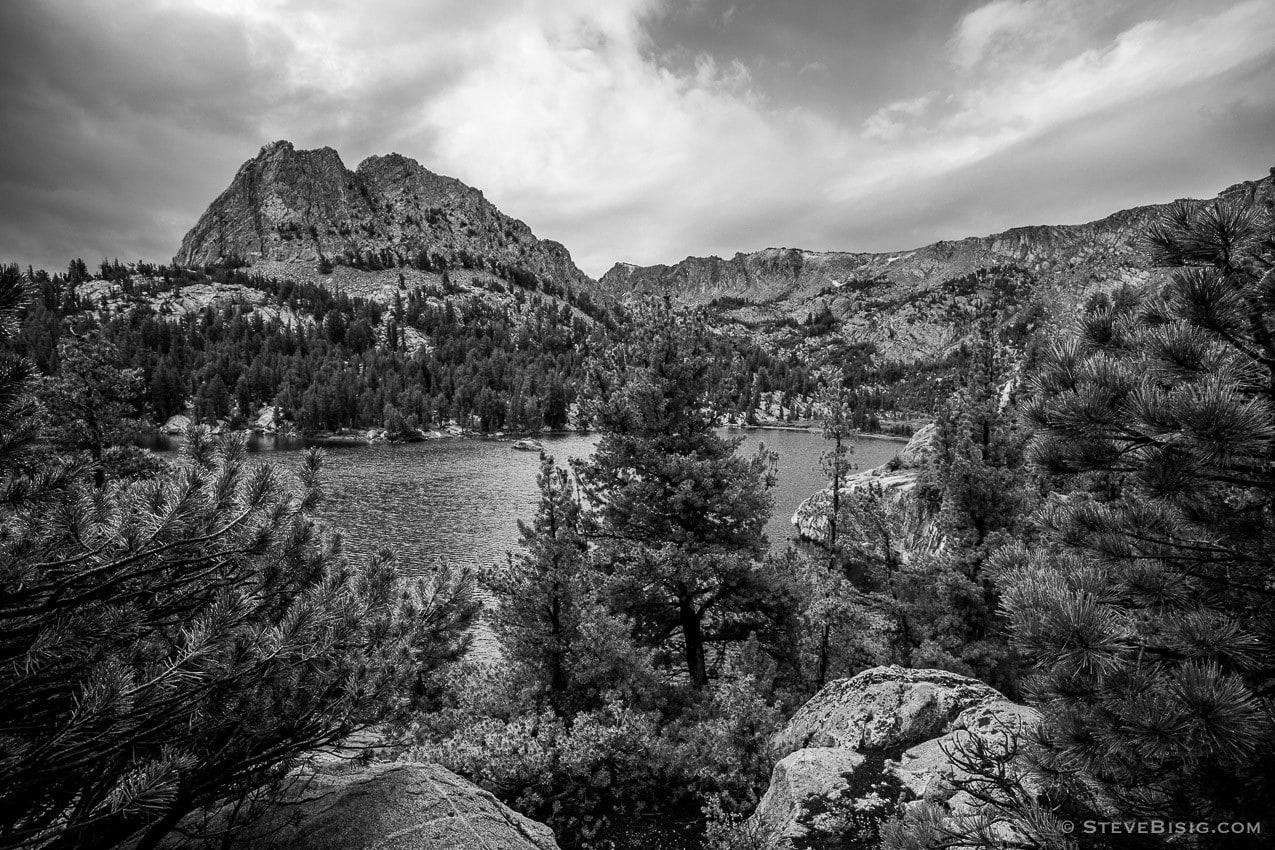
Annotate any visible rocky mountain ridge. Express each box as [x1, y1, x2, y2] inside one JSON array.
[[601, 169, 1275, 361], [176, 141, 594, 298], [174, 144, 1274, 377]]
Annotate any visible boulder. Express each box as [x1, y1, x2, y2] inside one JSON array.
[[888, 702, 1039, 805], [749, 748, 900, 850], [255, 406, 281, 431], [160, 414, 191, 435], [771, 666, 1005, 758], [749, 667, 1038, 850], [174, 761, 560, 850], [895, 423, 937, 469]]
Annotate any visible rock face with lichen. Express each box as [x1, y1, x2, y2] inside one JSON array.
[[175, 140, 593, 295], [163, 761, 561, 850], [747, 666, 1038, 850]]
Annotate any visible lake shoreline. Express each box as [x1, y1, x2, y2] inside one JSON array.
[[153, 421, 919, 446], [727, 423, 915, 444], [153, 423, 589, 445]]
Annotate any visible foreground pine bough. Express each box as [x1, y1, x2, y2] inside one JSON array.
[[0, 258, 478, 850]]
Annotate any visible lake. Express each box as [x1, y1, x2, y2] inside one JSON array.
[[143, 428, 904, 654], [147, 428, 904, 570]]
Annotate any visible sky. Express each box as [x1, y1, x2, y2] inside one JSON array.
[[1, 0, 1273, 278]]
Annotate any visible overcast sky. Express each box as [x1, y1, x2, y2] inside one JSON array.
[[1, 0, 1273, 278]]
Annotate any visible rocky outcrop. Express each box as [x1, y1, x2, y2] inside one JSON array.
[[893, 423, 936, 468], [770, 666, 1005, 759], [176, 141, 594, 295], [170, 761, 560, 850], [749, 748, 901, 849], [791, 424, 937, 547], [602, 171, 1275, 361], [748, 667, 1039, 850], [160, 414, 191, 435]]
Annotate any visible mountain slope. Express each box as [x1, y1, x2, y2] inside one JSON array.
[[601, 170, 1275, 361], [175, 141, 594, 301]]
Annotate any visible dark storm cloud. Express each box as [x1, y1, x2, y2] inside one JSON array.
[[0, 0, 456, 271], [647, 0, 980, 119], [0, 1, 287, 269], [0, 0, 1272, 278]]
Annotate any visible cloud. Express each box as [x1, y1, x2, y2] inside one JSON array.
[[415, 3, 856, 272], [838, 1, 1275, 196], [948, 0, 1073, 70], [0, 0, 1272, 278], [862, 93, 935, 141], [942, 1, 1275, 166]]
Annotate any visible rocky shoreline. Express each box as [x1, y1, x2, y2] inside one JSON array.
[[153, 412, 584, 446], [153, 412, 916, 448], [791, 423, 937, 544]]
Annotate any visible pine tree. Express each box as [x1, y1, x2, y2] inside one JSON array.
[[490, 454, 586, 717], [996, 198, 1275, 840], [0, 265, 84, 511], [39, 335, 148, 488], [193, 373, 231, 423], [486, 454, 642, 717], [575, 300, 786, 689], [809, 384, 857, 688], [148, 359, 186, 421], [902, 316, 1029, 688], [0, 270, 479, 849]]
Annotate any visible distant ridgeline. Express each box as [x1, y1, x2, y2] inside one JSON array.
[[12, 143, 1275, 438], [600, 167, 1275, 418]]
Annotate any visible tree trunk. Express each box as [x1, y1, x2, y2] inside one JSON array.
[[548, 579, 568, 717], [131, 784, 191, 850], [680, 595, 708, 689]]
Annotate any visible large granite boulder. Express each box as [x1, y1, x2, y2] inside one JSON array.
[[173, 761, 559, 850], [751, 748, 903, 850], [771, 666, 1006, 758], [894, 423, 937, 469], [160, 414, 191, 435], [749, 667, 1038, 850]]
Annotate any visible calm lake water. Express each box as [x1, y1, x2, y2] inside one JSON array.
[[146, 428, 903, 572], [144, 428, 903, 655]]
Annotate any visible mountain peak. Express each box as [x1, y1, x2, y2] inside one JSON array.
[[175, 141, 590, 291]]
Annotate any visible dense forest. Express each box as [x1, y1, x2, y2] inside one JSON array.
[[9, 255, 1032, 454], [9, 260, 838, 456], [3, 198, 1273, 849]]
